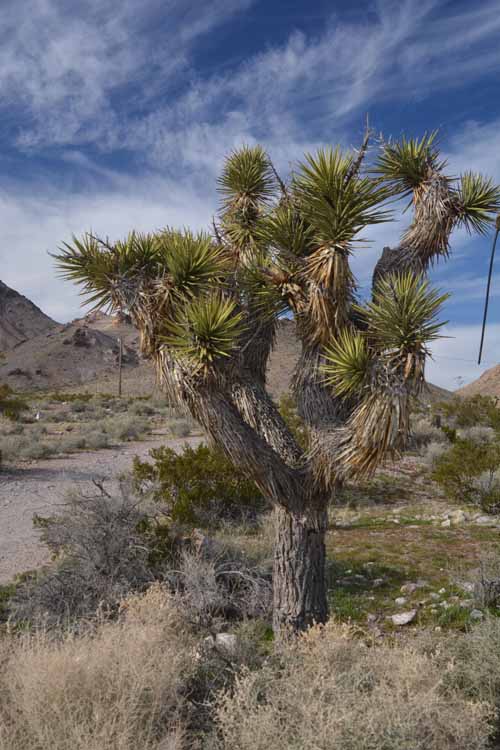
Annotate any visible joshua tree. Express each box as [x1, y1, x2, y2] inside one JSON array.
[[55, 131, 500, 634]]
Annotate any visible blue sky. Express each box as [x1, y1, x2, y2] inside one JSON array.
[[1, 0, 500, 389]]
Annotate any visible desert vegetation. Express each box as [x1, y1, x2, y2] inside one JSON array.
[[3, 462, 500, 748], [54, 133, 500, 634], [2, 133, 500, 747], [0, 389, 198, 466]]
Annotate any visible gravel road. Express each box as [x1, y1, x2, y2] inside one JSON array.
[[0, 434, 201, 584]]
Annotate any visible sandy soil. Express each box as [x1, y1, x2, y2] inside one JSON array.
[[0, 434, 201, 584]]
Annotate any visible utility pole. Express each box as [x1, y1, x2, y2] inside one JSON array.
[[117, 337, 123, 398]]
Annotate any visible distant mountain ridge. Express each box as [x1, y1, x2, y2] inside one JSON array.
[[457, 365, 500, 399], [0, 280, 58, 352], [0, 281, 452, 403]]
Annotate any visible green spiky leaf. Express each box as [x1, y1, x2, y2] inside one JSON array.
[[156, 229, 229, 297], [373, 132, 446, 196], [455, 172, 500, 235], [53, 234, 120, 311], [322, 329, 371, 398], [218, 145, 276, 208], [257, 203, 315, 258], [162, 293, 245, 374], [293, 147, 393, 249], [363, 273, 448, 355]]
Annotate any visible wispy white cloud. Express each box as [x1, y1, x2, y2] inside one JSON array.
[[4, 0, 500, 334], [3, 0, 500, 165], [0, 171, 215, 321], [0, 0, 256, 148]]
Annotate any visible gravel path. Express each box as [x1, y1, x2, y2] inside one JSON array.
[[0, 434, 201, 584]]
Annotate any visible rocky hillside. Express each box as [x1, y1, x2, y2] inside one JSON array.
[[0, 280, 58, 352], [0, 281, 452, 401], [457, 364, 500, 399], [0, 320, 139, 392]]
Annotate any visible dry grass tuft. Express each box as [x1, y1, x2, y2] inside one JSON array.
[[215, 621, 494, 750], [0, 585, 195, 750]]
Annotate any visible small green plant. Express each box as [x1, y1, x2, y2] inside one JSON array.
[[0, 384, 28, 421], [133, 443, 265, 525], [436, 395, 500, 430], [168, 418, 192, 438], [432, 439, 500, 512]]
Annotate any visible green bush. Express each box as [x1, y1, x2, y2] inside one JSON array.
[[432, 439, 500, 511], [436, 395, 500, 430], [0, 384, 29, 421], [104, 415, 149, 442], [133, 443, 265, 526], [168, 418, 192, 438]]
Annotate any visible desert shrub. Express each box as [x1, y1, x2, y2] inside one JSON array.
[[9, 483, 170, 626], [133, 443, 265, 526], [215, 621, 493, 750], [169, 418, 192, 438], [49, 392, 93, 403], [0, 420, 24, 435], [56, 435, 86, 453], [465, 553, 500, 609], [104, 414, 150, 441], [432, 439, 500, 511], [168, 548, 272, 629], [0, 384, 29, 421], [69, 399, 92, 414], [411, 417, 447, 448], [436, 616, 500, 720], [278, 392, 308, 449], [0, 434, 55, 461], [130, 399, 155, 416], [421, 440, 449, 467], [0, 585, 195, 750], [457, 425, 497, 444], [44, 409, 69, 423], [438, 395, 500, 430], [82, 429, 109, 450]]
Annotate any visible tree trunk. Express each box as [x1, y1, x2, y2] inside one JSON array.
[[273, 503, 329, 635]]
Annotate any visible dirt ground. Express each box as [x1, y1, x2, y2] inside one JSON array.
[[0, 434, 201, 584]]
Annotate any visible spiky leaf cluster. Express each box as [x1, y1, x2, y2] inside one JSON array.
[[455, 173, 500, 235], [373, 132, 445, 196], [363, 273, 448, 356], [293, 148, 393, 251], [218, 145, 277, 254], [162, 293, 244, 376], [323, 329, 370, 398], [323, 272, 448, 397]]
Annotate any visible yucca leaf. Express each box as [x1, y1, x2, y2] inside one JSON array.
[[256, 203, 315, 258], [162, 293, 245, 374], [156, 229, 229, 297], [293, 147, 394, 249], [322, 329, 371, 398], [363, 272, 448, 355], [53, 234, 121, 311], [373, 132, 446, 196], [218, 145, 276, 206], [455, 172, 500, 235]]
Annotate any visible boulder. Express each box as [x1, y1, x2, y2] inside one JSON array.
[[391, 610, 417, 626]]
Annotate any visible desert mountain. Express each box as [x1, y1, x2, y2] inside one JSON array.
[[457, 365, 500, 400], [0, 281, 452, 401], [0, 280, 58, 352], [0, 315, 139, 392]]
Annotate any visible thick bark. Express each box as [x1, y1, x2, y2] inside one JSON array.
[[273, 502, 329, 634]]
